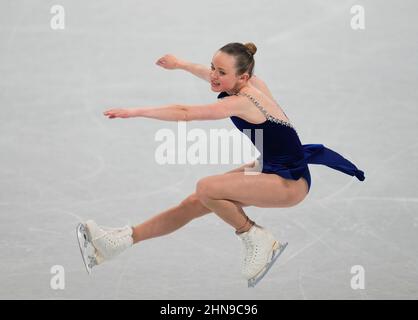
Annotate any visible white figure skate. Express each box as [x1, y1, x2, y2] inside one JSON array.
[[238, 225, 288, 287], [76, 220, 133, 274]]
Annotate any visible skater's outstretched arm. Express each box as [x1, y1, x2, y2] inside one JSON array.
[[155, 54, 274, 100], [156, 54, 211, 82], [177, 59, 212, 82], [103, 94, 243, 122]]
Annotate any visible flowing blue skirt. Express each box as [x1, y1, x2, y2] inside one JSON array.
[[259, 144, 365, 192]]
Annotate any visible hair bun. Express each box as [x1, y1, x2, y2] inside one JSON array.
[[244, 42, 257, 56]]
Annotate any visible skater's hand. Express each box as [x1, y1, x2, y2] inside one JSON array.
[[155, 54, 180, 70], [103, 108, 135, 119]]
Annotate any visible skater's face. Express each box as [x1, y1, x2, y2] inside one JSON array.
[[210, 51, 250, 93]]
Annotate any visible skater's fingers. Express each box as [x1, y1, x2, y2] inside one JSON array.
[[104, 108, 119, 115], [104, 111, 117, 118]]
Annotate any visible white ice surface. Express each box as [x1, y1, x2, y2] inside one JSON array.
[[0, 0, 417, 299]]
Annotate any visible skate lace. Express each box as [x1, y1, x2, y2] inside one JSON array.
[[242, 235, 259, 269], [98, 227, 132, 251], [106, 232, 130, 248]]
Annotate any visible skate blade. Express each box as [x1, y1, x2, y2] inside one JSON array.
[[76, 223, 98, 275], [247, 241, 288, 288]]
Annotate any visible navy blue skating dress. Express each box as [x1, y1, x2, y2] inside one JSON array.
[[218, 91, 365, 193]]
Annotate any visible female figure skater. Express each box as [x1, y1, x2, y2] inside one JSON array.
[[76, 42, 365, 287]]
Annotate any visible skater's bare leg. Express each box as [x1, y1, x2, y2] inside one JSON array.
[[132, 193, 248, 243], [132, 193, 209, 243], [196, 181, 254, 234], [196, 160, 292, 234], [132, 162, 254, 243], [196, 193, 253, 234]]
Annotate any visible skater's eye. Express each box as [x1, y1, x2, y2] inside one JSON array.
[[211, 64, 226, 75]]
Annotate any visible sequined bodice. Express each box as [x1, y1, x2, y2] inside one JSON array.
[[234, 92, 296, 131], [217, 91, 304, 159]]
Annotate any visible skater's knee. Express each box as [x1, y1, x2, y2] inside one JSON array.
[[180, 193, 200, 207], [196, 178, 216, 202], [180, 193, 211, 216]]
